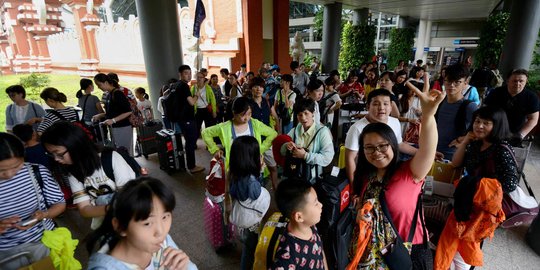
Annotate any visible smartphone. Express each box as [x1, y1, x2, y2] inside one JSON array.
[[17, 218, 37, 227]]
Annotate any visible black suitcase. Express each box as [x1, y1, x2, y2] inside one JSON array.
[[315, 168, 352, 270], [330, 205, 354, 270], [156, 129, 186, 173], [136, 121, 163, 158]]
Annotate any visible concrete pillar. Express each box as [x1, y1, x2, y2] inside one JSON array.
[[273, 0, 291, 70], [309, 27, 314, 42], [321, 2, 342, 73], [135, 0, 183, 116], [352, 8, 369, 25], [414, 19, 427, 63], [241, 0, 263, 72], [499, 0, 540, 77], [422, 20, 432, 63]]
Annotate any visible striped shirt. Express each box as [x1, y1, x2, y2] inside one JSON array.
[[0, 164, 65, 250], [37, 107, 79, 133]]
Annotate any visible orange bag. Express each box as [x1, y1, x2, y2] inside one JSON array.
[[346, 200, 374, 270]]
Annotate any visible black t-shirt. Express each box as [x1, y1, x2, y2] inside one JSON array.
[[270, 226, 325, 270], [484, 87, 540, 133], [249, 98, 271, 126], [105, 89, 131, 127], [223, 80, 232, 97], [173, 80, 195, 122]]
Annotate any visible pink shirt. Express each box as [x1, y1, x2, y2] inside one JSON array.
[[385, 161, 425, 244]]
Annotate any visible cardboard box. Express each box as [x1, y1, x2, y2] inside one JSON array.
[[425, 176, 456, 198], [18, 256, 55, 270], [429, 161, 463, 184]]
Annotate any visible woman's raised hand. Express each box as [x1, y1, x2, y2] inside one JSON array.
[[405, 73, 445, 118]]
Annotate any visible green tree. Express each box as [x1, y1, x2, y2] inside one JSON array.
[[339, 22, 376, 76], [474, 12, 510, 68], [387, 28, 415, 70], [19, 73, 50, 101]]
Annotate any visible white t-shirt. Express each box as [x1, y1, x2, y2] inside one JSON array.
[[69, 151, 135, 205], [314, 102, 320, 124], [234, 124, 252, 138], [14, 104, 29, 125], [344, 117, 402, 151]]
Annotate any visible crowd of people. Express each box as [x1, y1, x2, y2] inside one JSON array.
[[1, 57, 539, 270]]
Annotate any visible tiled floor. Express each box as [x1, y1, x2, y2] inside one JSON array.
[[60, 137, 540, 269]]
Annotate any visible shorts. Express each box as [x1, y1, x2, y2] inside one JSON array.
[[263, 148, 277, 168]]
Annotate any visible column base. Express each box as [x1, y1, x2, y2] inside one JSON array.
[[78, 59, 99, 77]]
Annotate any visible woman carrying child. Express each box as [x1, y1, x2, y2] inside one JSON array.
[[41, 121, 136, 230], [349, 80, 445, 269], [228, 136, 270, 270], [87, 177, 198, 270]]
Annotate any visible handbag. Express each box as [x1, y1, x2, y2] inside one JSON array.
[[283, 127, 323, 182], [379, 189, 428, 270], [404, 122, 420, 144]]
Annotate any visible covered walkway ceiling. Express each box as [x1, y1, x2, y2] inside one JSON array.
[[294, 0, 501, 21]]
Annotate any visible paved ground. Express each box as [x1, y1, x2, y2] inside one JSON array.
[[59, 137, 540, 269]]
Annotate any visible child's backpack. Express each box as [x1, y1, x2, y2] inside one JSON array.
[[100, 147, 142, 181], [253, 212, 288, 270], [121, 87, 145, 127]]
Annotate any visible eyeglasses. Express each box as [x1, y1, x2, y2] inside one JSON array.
[[443, 79, 465, 86], [45, 150, 69, 160], [363, 143, 390, 154]]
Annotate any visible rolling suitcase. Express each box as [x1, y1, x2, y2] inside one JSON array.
[[136, 121, 162, 158], [156, 129, 186, 172], [203, 197, 235, 251], [253, 212, 288, 270]]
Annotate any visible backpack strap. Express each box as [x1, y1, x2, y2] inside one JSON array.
[[81, 95, 90, 121], [100, 149, 115, 181], [455, 99, 472, 136], [31, 102, 37, 117], [30, 164, 50, 208], [49, 109, 67, 121]]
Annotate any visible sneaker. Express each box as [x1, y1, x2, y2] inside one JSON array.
[[189, 166, 205, 174]]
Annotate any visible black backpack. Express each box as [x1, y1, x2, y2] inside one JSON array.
[[162, 82, 183, 122], [318, 92, 337, 123], [100, 147, 141, 181], [276, 91, 294, 126]]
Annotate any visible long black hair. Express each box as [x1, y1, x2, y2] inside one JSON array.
[[353, 123, 401, 196], [228, 136, 261, 183], [86, 177, 176, 253], [40, 121, 101, 182]]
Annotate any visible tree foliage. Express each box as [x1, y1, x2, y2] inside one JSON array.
[[474, 12, 510, 68], [19, 73, 50, 101], [339, 22, 376, 76], [387, 28, 415, 70]]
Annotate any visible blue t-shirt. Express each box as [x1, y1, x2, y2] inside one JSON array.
[[25, 144, 50, 169], [436, 99, 477, 159]]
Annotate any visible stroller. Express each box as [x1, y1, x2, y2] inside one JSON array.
[[500, 136, 539, 228]]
